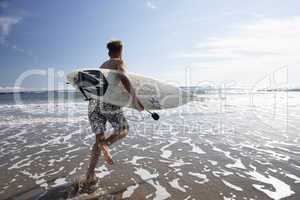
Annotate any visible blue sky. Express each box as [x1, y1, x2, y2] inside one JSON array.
[[0, 0, 299, 91]]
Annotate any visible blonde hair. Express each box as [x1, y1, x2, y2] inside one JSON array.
[[107, 40, 123, 54]]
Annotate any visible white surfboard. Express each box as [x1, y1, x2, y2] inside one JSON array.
[[67, 69, 192, 110]]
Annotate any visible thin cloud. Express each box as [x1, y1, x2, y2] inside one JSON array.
[[180, 16, 300, 62], [0, 16, 22, 44], [0, 15, 37, 61], [0, 1, 35, 58], [172, 16, 300, 86], [146, 1, 157, 9]]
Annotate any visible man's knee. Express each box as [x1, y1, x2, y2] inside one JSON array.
[[95, 133, 105, 144]]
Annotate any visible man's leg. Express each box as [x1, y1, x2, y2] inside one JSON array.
[[86, 134, 104, 181], [105, 128, 128, 146], [98, 129, 127, 166], [99, 128, 128, 165], [105, 110, 129, 146], [100, 142, 114, 165], [87, 105, 108, 177], [101, 110, 129, 164]]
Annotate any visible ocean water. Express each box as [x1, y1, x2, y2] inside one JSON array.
[[0, 91, 300, 200]]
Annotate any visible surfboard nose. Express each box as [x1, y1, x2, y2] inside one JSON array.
[[66, 71, 78, 86]]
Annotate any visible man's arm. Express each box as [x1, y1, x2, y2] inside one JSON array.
[[117, 64, 144, 111]]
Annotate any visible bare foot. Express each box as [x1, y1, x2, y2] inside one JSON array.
[[101, 144, 114, 165], [85, 175, 98, 186]]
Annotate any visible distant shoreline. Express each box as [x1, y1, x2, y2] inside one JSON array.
[[258, 89, 300, 92], [0, 90, 76, 95], [0, 88, 300, 95]]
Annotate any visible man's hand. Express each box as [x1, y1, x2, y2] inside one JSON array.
[[133, 95, 144, 111]]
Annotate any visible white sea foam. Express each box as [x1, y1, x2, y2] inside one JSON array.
[[208, 160, 218, 166], [222, 180, 243, 191], [8, 158, 33, 170], [134, 168, 170, 200], [285, 173, 300, 183], [226, 159, 246, 170], [212, 168, 234, 177], [122, 184, 139, 198], [95, 165, 112, 178], [188, 172, 209, 184], [52, 178, 67, 187], [134, 168, 158, 180], [160, 140, 177, 159], [247, 170, 294, 200], [69, 167, 77, 175], [182, 139, 206, 154], [240, 143, 290, 161], [126, 156, 149, 165], [20, 169, 52, 189], [169, 178, 186, 192], [169, 160, 191, 168]]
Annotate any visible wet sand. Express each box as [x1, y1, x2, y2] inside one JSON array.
[[1, 93, 300, 200]]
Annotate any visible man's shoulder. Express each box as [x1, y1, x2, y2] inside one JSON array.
[[100, 58, 126, 71]]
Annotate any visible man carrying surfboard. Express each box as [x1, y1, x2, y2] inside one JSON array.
[[85, 40, 145, 184]]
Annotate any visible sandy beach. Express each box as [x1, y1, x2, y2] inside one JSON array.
[[0, 92, 300, 200]]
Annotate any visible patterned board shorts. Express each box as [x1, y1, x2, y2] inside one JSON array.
[[88, 100, 129, 134]]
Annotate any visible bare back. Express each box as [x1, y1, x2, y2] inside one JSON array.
[[100, 58, 127, 73]]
